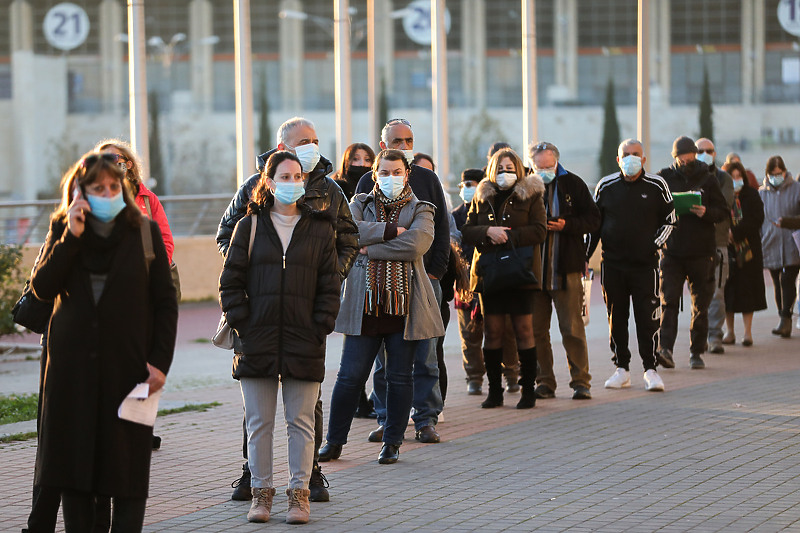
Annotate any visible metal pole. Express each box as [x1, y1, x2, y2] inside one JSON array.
[[128, 0, 149, 178], [431, 0, 450, 184], [334, 0, 352, 166], [637, 0, 651, 164], [367, 0, 377, 146], [521, 0, 537, 156], [234, 0, 254, 186]]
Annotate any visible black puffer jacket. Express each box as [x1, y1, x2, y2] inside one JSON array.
[[658, 160, 728, 258], [219, 201, 341, 382], [216, 148, 359, 280]]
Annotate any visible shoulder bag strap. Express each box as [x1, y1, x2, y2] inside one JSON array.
[[140, 215, 155, 276], [143, 195, 152, 218], [248, 214, 257, 260]]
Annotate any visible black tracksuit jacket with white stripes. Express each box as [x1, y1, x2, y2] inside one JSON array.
[[588, 170, 675, 270]]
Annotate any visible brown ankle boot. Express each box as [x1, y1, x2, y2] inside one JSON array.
[[248, 487, 276, 523], [285, 488, 311, 524]]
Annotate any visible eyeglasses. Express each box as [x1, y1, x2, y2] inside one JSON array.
[[386, 118, 411, 127], [697, 148, 714, 154]]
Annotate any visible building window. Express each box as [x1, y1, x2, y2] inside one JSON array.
[[671, 0, 741, 46], [486, 0, 553, 51], [577, 0, 638, 48]]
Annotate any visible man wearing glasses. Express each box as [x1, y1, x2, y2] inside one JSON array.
[[352, 118, 450, 445], [695, 138, 734, 355], [216, 116, 359, 504]]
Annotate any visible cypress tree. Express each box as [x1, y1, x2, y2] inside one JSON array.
[[699, 66, 714, 141], [257, 69, 271, 153], [148, 92, 165, 195], [598, 78, 621, 177]]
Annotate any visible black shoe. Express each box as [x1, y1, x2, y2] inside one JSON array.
[[516, 393, 536, 409], [689, 354, 705, 369], [415, 425, 440, 443], [656, 348, 675, 369], [308, 463, 330, 502], [709, 342, 724, 354], [354, 391, 377, 418], [230, 462, 252, 501], [378, 444, 400, 464], [368, 425, 384, 443], [572, 386, 592, 400], [533, 385, 555, 399], [152, 435, 162, 450], [318, 442, 342, 462], [467, 381, 483, 395], [505, 380, 521, 393], [481, 391, 504, 408]]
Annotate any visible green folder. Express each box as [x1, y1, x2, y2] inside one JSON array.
[[672, 191, 702, 216]]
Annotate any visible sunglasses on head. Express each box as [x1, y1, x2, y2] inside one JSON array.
[[80, 153, 123, 168], [386, 118, 411, 127]]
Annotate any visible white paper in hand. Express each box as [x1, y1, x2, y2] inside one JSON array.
[[118, 383, 162, 426]]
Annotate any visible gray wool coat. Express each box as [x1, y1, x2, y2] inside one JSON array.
[[334, 191, 445, 341], [760, 175, 800, 269]]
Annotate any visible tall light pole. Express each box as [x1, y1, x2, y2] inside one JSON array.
[[127, 0, 149, 178], [367, 0, 378, 146], [334, 0, 353, 165], [431, 0, 450, 184], [637, 0, 651, 164], [234, 0, 254, 186], [521, 0, 538, 155]]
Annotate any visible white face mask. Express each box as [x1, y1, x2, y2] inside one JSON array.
[[619, 155, 642, 177], [495, 172, 517, 189], [697, 151, 714, 166], [402, 150, 414, 164], [292, 143, 321, 173], [459, 185, 476, 204], [378, 175, 406, 199]]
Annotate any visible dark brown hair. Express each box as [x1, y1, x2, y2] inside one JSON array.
[[252, 151, 303, 206], [337, 142, 376, 178], [94, 139, 144, 193], [371, 149, 410, 180], [54, 151, 141, 226], [412, 152, 435, 171], [765, 155, 787, 176], [722, 161, 749, 190]]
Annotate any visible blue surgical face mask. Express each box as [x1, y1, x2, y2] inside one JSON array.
[[273, 181, 305, 204], [291, 143, 321, 173], [459, 185, 476, 204], [769, 174, 784, 188], [732, 178, 744, 192], [619, 155, 642, 177], [696, 152, 714, 166], [378, 176, 406, 199], [87, 191, 126, 223], [538, 169, 556, 184]]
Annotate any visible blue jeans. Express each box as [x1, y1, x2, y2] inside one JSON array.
[[372, 280, 443, 430], [326, 333, 418, 446]]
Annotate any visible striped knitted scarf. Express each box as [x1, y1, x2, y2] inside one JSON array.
[[365, 185, 413, 316]]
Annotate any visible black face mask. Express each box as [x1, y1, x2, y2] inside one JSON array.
[[346, 165, 371, 182], [678, 159, 702, 175]]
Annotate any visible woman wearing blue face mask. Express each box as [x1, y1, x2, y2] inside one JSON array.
[[219, 150, 340, 524], [320, 149, 444, 465], [759, 155, 800, 337], [29, 152, 177, 531]]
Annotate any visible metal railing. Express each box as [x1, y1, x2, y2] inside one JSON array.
[[0, 194, 234, 245]]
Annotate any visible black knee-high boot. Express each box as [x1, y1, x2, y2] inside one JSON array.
[[481, 347, 504, 408], [516, 347, 537, 409]]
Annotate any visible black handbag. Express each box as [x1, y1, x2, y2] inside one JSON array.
[[11, 281, 54, 334], [476, 242, 537, 293]]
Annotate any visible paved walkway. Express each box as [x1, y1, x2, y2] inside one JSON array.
[[1, 281, 800, 532]]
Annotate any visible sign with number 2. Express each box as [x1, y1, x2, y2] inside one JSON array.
[[43, 2, 90, 51]]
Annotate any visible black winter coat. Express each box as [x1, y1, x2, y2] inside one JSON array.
[[219, 201, 341, 383], [216, 149, 359, 280], [31, 216, 177, 499], [542, 168, 601, 274], [658, 161, 728, 258]]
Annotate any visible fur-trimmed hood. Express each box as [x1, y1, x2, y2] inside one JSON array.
[[474, 173, 544, 203]]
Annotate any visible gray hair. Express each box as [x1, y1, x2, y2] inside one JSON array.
[[380, 118, 413, 144], [276, 117, 315, 147], [528, 141, 560, 162], [618, 138, 643, 157]]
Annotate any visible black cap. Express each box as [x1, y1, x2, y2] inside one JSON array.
[[461, 168, 484, 183], [672, 136, 697, 158]]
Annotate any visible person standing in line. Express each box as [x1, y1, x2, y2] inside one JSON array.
[[319, 149, 444, 464], [528, 141, 600, 401], [461, 147, 547, 409], [759, 155, 800, 338], [452, 168, 520, 395], [656, 136, 728, 370], [332, 142, 375, 200], [30, 152, 177, 532], [351, 118, 450, 446], [720, 161, 766, 346], [216, 117, 359, 504], [696, 138, 734, 355], [588, 139, 674, 392], [220, 151, 340, 524]]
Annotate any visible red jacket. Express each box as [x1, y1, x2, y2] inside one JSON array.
[[135, 184, 174, 263]]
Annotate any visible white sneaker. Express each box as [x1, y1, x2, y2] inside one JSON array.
[[438, 410, 444, 423], [796, 317, 800, 330], [604, 368, 631, 389], [643, 369, 665, 392]]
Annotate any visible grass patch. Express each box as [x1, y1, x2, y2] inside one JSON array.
[[0, 393, 38, 424], [157, 401, 221, 417], [192, 337, 211, 343], [0, 431, 37, 444]]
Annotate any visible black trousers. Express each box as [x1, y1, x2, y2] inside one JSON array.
[[769, 266, 800, 318], [659, 253, 715, 355], [601, 263, 660, 371], [435, 298, 450, 404], [61, 490, 145, 533]]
